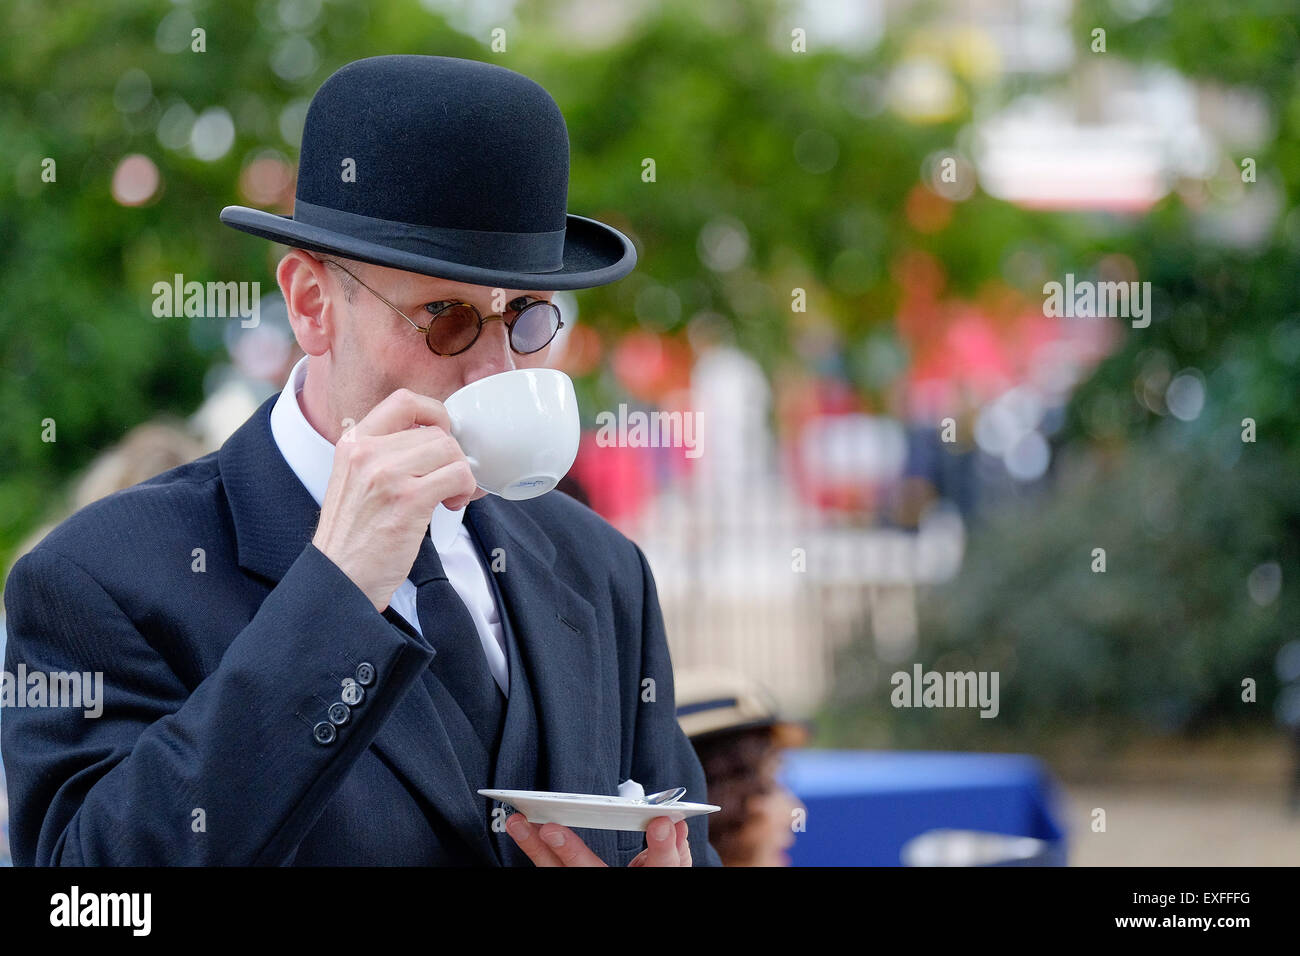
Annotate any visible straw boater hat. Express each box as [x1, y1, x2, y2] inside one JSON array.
[[674, 670, 810, 747]]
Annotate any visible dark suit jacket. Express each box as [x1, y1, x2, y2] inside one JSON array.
[[1, 394, 721, 866]]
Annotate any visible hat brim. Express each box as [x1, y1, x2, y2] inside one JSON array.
[[219, 206, 637, 291], [686, 717, 813, 748]]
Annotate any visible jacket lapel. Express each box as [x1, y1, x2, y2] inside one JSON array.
[[376, 611, 498, 864], [464, 495, 609, 797], [218, 394, 496, 865]]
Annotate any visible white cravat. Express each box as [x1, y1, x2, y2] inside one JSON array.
[[269, 355, 508, 694]]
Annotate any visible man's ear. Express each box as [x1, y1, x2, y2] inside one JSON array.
[[277, 249, 336, 357]]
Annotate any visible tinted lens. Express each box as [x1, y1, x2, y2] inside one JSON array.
[[510, 303, 560, 353], [427, 303, 481, 355]]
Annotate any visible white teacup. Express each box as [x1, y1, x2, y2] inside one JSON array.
[[443, 368, 580, 500]]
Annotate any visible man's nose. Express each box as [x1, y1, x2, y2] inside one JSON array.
[[457, 314, 514, 384]]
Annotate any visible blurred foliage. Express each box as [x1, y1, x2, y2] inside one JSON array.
[[821, 436, 1300, 753], [822, 1, 1300, 748], [1065, 0, 1300, 468]]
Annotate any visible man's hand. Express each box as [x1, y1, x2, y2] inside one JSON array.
[[312, 388, 480, 613], [505, 813, 693, 866]]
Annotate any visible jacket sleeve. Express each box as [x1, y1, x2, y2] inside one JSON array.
[[1, 542, 435, 866], [626, 542, 724, 867]]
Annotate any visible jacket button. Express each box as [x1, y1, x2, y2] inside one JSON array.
[[328, 702, 351, 726], [313, 721, 336, 745], [341, 681, 365, 706], [355, 662, 376, 686]]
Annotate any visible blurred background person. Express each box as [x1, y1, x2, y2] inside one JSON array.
[[1, 417, 207, 866], [676, 670, 808, 866], [8, 420, 207, 563]]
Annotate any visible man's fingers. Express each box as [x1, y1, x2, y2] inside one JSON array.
[[412, 458, 479, 512], [382, 429, 471, 483], [506, 812, 689, 868], [349, 421, 454, 453], [351, 387, 453, 438], [334, 422, 476, 509], [504, 814, 564, 867], [504, 814, 608, 867], [535, 823, 608, 867], [641, 816, 681, 867]]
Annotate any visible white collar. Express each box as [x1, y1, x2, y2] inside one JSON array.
[[269, 354, 467, 551]]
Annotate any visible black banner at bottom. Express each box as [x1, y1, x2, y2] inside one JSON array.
[[0, 865, 1285, 941]]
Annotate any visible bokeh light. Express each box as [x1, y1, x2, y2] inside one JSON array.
[[111, 153, 160, 206]]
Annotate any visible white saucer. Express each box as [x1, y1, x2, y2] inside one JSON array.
[[479, 788, 721, 832]]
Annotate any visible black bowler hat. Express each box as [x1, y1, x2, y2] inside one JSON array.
[[220, 55, 636, 291]]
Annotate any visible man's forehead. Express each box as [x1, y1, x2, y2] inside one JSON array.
[[365, 260, 550, 299]]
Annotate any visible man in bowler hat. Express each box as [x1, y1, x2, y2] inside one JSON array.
[[2, 55, 719, 866]]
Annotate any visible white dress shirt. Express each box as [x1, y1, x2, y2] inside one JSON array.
[[268, 355, 509, 694]]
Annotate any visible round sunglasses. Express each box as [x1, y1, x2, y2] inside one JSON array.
[[322, 258, 563, 356]]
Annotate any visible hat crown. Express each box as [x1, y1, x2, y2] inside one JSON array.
[[220, 54, 636, 289], [294, 55, 570, 234]]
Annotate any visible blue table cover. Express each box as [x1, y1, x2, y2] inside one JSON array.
[[778, 749, 1067, 866]]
